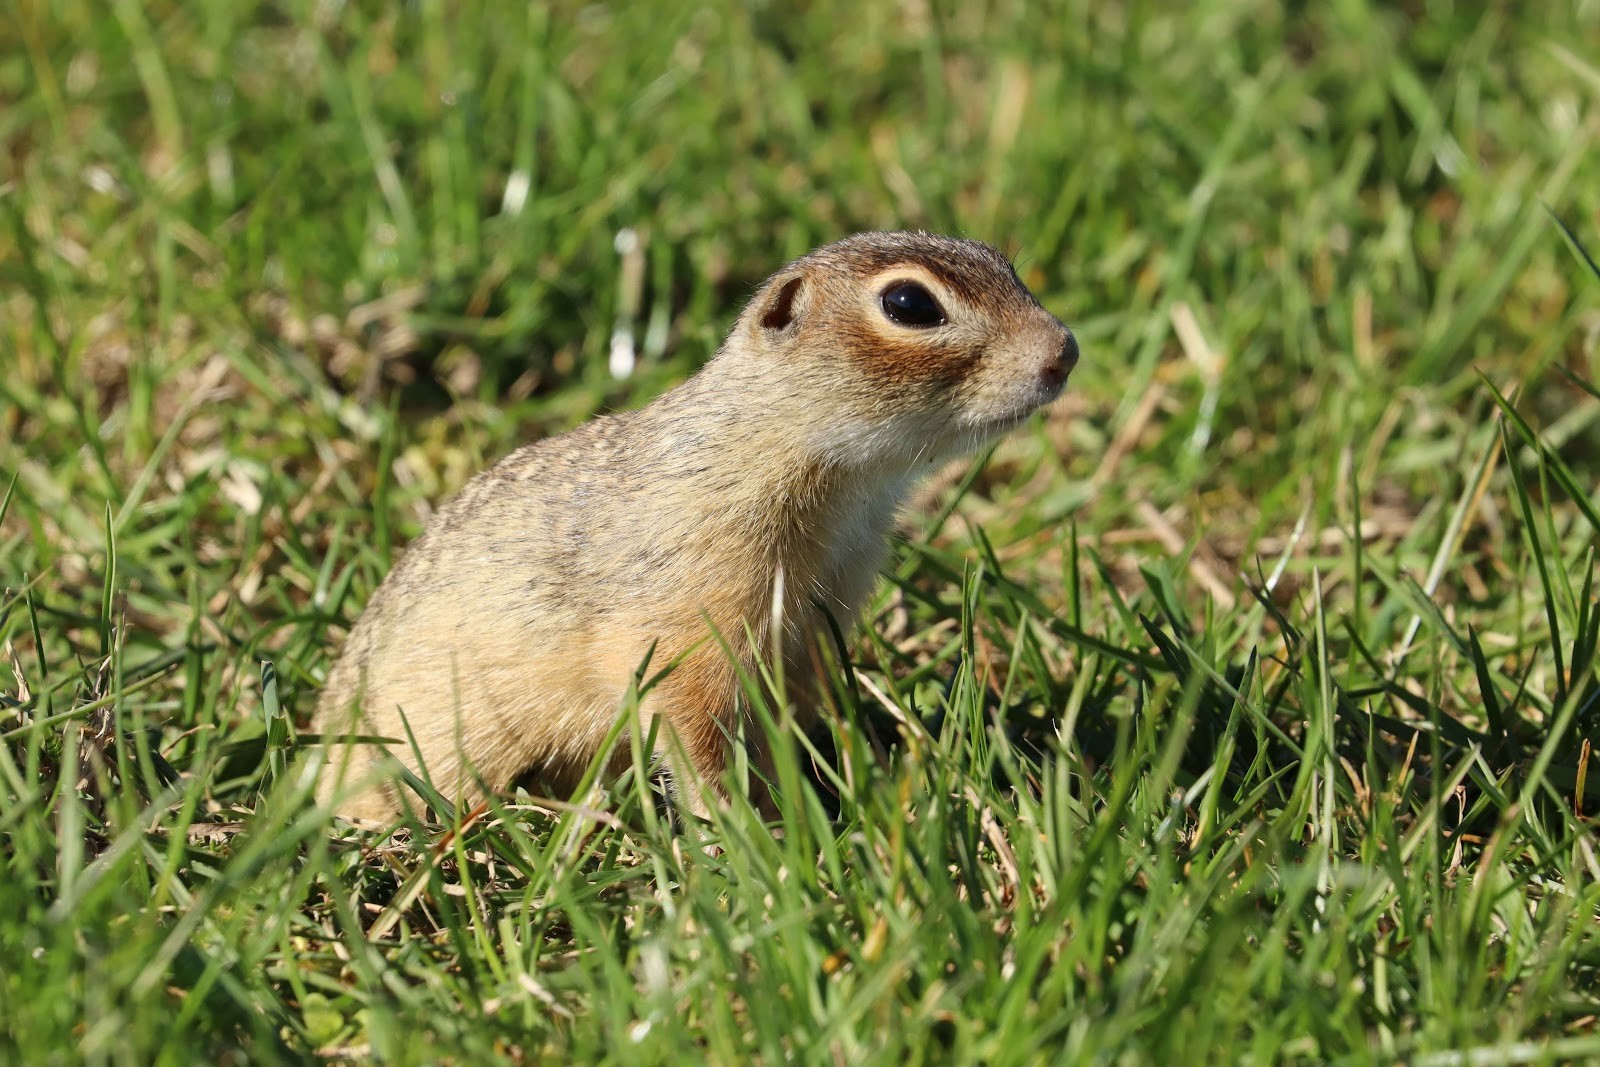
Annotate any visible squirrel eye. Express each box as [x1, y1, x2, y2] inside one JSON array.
[[880, 282, 945, 328]]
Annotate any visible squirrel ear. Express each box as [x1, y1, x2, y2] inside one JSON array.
[[756, 272, 807, 333]]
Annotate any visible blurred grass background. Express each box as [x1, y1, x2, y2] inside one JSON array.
[[3, 1, 1600, 1063]]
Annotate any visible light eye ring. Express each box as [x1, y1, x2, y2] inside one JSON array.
[[879, 281, 946, 328]]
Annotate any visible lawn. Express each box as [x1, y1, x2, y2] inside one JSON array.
[[4, 1, 1600, 1063]]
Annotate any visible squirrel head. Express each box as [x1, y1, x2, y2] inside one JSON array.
[[729, 231, 1077, 470]]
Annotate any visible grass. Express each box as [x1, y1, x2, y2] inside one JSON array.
[[4, 0, 1600, 1062]]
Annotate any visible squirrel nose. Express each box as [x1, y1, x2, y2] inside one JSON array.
[[1041, 328, 1078, 389]]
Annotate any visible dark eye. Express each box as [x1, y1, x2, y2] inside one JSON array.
[[880, 282, 945, 328]]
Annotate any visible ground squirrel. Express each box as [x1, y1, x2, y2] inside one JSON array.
[[315, 232, 1078, 824]]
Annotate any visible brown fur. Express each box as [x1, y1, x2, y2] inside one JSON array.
[[314, 232, 1077, 824]]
